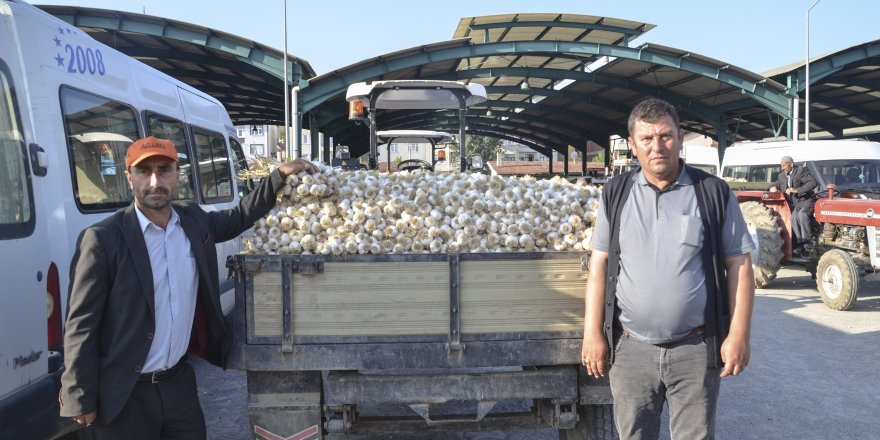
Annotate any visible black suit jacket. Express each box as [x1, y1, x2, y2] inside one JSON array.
[[60, 170, 286, 425], [775, 165, 817, 210]]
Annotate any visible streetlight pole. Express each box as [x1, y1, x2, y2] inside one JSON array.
[[282, 0, 291, 159], [805, 0, 822, 141]]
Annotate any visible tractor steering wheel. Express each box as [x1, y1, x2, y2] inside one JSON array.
[[397, 159, 434, 172], [813, 188, 840, 200]]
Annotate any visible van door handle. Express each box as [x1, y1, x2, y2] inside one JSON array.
[[29, 143, 48, 176]]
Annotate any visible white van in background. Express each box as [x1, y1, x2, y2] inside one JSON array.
[[0, 1, 251, 438], [682, 145, 720, 176], [719, 139, 880, 191]]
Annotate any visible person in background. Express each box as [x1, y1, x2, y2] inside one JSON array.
[[842, 167, 861, 185], [769, 156, 817, 253], [581, 98, 756, 439], [60, 136, 317, 439]]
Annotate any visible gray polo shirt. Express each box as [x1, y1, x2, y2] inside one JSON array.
[[592, 168, 755, 344]]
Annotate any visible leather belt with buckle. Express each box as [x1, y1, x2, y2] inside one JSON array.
[[138, 356, 187, 384]]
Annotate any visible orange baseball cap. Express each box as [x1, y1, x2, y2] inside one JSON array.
[[125, 136, 179, 167]]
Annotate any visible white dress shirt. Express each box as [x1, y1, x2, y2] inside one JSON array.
[[134, 206, 198, 373]]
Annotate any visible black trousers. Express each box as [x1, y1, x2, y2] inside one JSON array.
[[80, 362, 206, 440]]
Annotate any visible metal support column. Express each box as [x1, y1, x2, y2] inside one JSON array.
[[563, 151, 569, 176], [786, 72, 799, 141], [291, 65, 303, 160], [322, 133, 331, 163], [459, 100, 467, 172], [310, 113, 319, 160], [581, 144, 588, 176], [368, 98, 378, 170], [716, 118, 728, 164]]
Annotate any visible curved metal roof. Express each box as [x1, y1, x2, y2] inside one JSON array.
[[303, 13, 792, 159], [46, 8, 878, 163], [767, 38, 880, 140], [38, 4, 315, 126]]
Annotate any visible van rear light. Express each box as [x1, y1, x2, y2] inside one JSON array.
[[47, 262, 62, 351]]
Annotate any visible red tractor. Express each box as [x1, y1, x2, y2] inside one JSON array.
[[721, 139, 880, 310], [735, 185, 880, 310]]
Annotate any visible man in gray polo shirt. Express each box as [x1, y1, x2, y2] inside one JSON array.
[[581, 98, 756, 439]]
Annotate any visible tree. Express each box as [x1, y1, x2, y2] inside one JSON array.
[[464, 135, 503, 164]]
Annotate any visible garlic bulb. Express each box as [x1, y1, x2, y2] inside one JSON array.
[[240, 164, 601, 255]]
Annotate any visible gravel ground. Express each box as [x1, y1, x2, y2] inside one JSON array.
[[196, 267, 880, 439]]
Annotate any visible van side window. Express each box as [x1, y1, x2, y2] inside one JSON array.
[[0, 60, 35, 238], [228, 136, 252, 197], [61, 87, 138, 211], [192, 128, 232, 202], [146, 112, 194, 201], [723, 166, 749, 180]]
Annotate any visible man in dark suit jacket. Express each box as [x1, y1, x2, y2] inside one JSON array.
[[60, 136, 316, 438], [770, 155, 817, 251]]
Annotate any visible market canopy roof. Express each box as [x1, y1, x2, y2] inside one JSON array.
[[42, 7, 880, 162], [302, 13, 792, 159], [766, 38, 880, 140]]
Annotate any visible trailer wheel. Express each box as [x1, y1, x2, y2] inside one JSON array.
[[559, 404, 618, 440], [816, 249, 859, 311], [739, 201, 783, 288]]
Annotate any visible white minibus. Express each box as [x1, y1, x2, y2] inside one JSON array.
[[720, 139, 880, 191], [0, 1, 252, 438]]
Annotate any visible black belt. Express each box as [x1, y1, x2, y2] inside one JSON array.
[[619, 325, 705, 346], [658, 325, 705, 347], [138, 355, 187, 384]]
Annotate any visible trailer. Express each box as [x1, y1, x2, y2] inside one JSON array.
[[227, 251, 614, 439]]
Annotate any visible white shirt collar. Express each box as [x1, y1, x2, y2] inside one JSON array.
[[134, 204, 180, 233]]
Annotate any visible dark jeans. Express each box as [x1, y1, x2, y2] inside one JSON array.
[[609, 331, 721, 440], [80, 362, 206, 440]]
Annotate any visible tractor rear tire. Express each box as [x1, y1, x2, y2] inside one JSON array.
[[739, 201, 783, 288], [816, 249, 859, 310]]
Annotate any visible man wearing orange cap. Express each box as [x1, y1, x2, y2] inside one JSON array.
[[60, 136, 317, 438]]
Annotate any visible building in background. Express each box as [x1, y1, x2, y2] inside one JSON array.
[[498, 140, 566, 162], [236, 125, 279, 159], [235, 125, 324, 161]]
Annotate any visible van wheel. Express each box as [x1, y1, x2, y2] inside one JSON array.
[[816, 249, 859, 310], [559, 404, 618, 440], [739, 201, 783, 288]]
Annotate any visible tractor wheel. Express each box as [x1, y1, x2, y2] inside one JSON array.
[[739, 201, 783, 288], [816, 249, 859, 311], [559, 404, 618, 440]]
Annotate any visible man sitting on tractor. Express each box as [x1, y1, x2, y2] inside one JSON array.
[[770, 156, 817, 254]]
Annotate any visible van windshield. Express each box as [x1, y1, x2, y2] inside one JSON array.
[[810, 160, 880, 189]]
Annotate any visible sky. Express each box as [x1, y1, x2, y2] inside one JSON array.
[[31, 0, 880, 76]]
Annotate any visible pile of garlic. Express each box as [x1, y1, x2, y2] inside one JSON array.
[[242, 163, 602, 255]]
